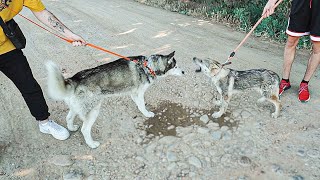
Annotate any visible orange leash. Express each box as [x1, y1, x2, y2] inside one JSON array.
[[223, 0, 284, 66]]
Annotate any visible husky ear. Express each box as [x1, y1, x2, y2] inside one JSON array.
[[167, 51, 175, 59]]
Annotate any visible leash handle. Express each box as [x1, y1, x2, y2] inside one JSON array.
[[225, 0, 284, 64]]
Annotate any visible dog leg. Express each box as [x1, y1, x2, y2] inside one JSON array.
[[212, 96, 230, 118], [131, 85, 154, 117], [80, 104, 101, 149], [212, 85, 232, 118], [267, 94, 281, 118], [66, 109, 79, 131]]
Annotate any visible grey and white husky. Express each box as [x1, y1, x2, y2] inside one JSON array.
[[46, 51, 184, 148], [193, 57, 281, 119]]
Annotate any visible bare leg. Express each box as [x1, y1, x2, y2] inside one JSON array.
[[302, 41, 320, 81], [283, 36, 300, 79]]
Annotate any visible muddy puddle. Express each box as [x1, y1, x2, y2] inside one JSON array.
[[144, 101, 238, 136]]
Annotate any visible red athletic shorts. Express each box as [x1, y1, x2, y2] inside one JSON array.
[[287, 0, 320, 41]]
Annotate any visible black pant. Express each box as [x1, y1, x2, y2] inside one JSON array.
[[0, 49, 50, 120]]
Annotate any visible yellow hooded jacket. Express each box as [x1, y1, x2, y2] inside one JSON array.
[[0, 0, 45, 55]]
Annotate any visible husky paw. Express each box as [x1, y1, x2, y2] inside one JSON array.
[[212, 112, 222, 118], [144, 111, 155, 118], [87, 141, 100, 149], [68, 124, 79, 131], [271, 112, 279, 118]]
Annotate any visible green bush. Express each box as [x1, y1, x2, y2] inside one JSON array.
[[136, 0, 311, 49]]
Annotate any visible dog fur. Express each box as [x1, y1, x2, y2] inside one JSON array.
[[193, 57, 281, 119], [46, 52, 184, 148]]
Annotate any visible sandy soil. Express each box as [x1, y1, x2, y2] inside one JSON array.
[[0, 0, 319, 179]]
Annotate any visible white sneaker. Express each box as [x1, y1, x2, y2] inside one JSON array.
[[39, 120, 70, 140]]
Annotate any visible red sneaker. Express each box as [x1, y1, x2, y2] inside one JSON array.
[[298, 82, 310, 102], [279, 79, 291, 95]]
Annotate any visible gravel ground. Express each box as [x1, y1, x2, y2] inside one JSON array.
[[0, 0, 319, 179]]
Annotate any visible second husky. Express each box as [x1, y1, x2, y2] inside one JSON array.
[[46, 52, 184, 148], [193, 57, 281, 119]]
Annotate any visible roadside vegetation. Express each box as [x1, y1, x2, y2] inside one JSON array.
[[135, 0, 311, 49]]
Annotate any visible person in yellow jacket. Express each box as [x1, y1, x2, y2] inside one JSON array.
[[0, 0, 86, 140]]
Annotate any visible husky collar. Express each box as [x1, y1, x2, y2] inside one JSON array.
[[132, 59, 156, 77]]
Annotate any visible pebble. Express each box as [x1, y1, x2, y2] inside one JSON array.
[[220, 126, 229, 131], [159, 136, 179, 145], [49, 155, 74, 167], [232, 109, 242, 118], [193, 101, 200, 107], [224, 117, 230, 121], [176, 126, 193, 136], [135, 156, 145, 162], [238, 156, 252, 167], [197, 127, 210, 134], [296, 149, 305, 157], [207, 122, 220, 131], [306, 149, 319, 158], [87, 175, 95, 180], [241, 110, 251, 119], [167, 152, 178, 162], [271, 164, 283, 174], [183, 133, 196, 142], [63, 170, 83, 180], [237, 175, 250, 180], [222, 131, 232, 141], [220, 154, 232, 164], [167, 125, 175, 130], [167, 163, 177, 171], [188, 156, 202, 168], [243, 131, 251, 136], [200, 115, 210, 124], [211, 131, 222, 140], [89, 166, 95, 175], [290, 175, 304, 180], [136, 138, 143, 144]]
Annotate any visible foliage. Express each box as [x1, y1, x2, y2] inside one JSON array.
[[136, 0, 311, 49]]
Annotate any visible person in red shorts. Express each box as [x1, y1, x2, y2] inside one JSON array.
[[263, 0, 320, 102]]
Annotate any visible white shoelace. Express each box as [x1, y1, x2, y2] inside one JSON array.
[[299, 84, 308, 94], [42, 120, 63, 132]]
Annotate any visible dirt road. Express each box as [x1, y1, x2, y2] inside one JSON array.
[[0, 0, 319, 179]]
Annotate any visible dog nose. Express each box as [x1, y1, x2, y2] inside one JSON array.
[[182, 71, 185, 74]]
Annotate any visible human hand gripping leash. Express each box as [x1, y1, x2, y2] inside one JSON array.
[[222, 0, 284, 67]]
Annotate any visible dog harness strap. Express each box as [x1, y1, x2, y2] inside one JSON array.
[[132, 59, 156, 78]]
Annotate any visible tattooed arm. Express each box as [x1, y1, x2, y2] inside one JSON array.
[[32, 9, 86, 46]]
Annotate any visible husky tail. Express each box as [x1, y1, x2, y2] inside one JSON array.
[[46, 61, 72, 100]]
